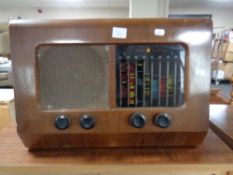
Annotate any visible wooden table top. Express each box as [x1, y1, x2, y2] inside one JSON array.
[[0, 120, 233, 174], [210, 104, 233, 150]]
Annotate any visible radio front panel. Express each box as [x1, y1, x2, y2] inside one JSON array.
[[10, 19, 212, 149], [116, 44, 185, 108], [37, 44, 185, 111]]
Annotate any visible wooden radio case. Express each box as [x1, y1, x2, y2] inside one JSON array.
[[10, 19, 212, 149]]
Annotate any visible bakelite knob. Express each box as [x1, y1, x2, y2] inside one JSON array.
[[80, 114, 95, 129], [55, 115, 70, 130], [154, 113, 171, 128], [130, 113, 147, 128]]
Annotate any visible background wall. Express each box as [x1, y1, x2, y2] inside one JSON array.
[[1, 5, 233, 32], [0, 7, 128, 24], [0, 31, 10, 54], [169, 7, 233, 33], [1, 2, 233, 54], [0, 7, 128, 54]]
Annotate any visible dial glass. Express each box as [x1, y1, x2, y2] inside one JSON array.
[[116, 44, 186, 107]]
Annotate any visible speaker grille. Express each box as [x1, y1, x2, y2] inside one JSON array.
[[37, 45, 109, 110]]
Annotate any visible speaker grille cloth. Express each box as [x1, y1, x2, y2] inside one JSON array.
[[38, 45, 109, 110]]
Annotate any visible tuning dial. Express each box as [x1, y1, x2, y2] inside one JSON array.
[[130, 113, 147, 128], [55, 115, 70, 130], [80, 114, 95, 129], [154, 113, 171, 128]]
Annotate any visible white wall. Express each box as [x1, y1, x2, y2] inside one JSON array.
[[0, 7, 129, 23], [169, 7, 233, 33], [0, 31, 9, 54], [2, 6, 232, 33], [129, 0, 169, 18], [0, 7, 128, 54]]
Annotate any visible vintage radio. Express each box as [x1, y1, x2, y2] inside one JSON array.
[[10, 19, 212, 149]]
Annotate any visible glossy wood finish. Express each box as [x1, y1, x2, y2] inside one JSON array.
[[10, 19, 212, 148], [210, 75, 233, 104], [0, 105, 11, 129], [0, 123, 233, 174], [210, 89, 230, 104], [210, 104, 233, 150]]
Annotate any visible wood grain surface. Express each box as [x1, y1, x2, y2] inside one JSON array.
[[10, 18, 212, 148], [0, 104, 11, 129], [0, 123, 233, 165], [210, 104, 233, 149], [210, 89, 230, 104], [0, 122, 233, 174]]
